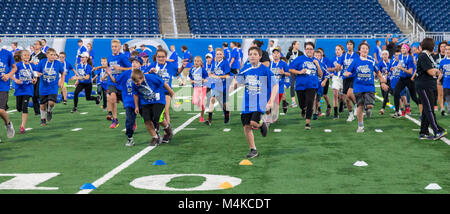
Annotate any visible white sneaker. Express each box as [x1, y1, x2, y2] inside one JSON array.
[[357, 126, 365, 133], [347, 113, 354, 122], [5, 121, 15, 139], [353, 105, 357, 116], [125, 138, 135, 147]]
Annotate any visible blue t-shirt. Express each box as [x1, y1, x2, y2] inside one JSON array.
[[169, 51, 178, 65], [224, 48, 231, 63], [183, 50, 192, 63], [14, 62, 36, 96], [289, 55, 320, 90], [269, 60, 289, 94], [89, 50, 95, 65], [76, 45, 88, 64], [377, 60, 389, 76], [347, 57, 378, 93], [230, 48, 241, 69], [116, 69, 135, 108], [149, 62, 178, 93], [0, 49, 15, 92], [96, 68, 108, 89], [237, 63, 277, 114], [188, 66, 209, 87], [124, 51, 131, 59], [205, 63, 214, 89], [320, 57, 332, 80], [342, 52, 359, 79], [375, 46, 382, 62], [211, 59, 231, 92], [440, 57, 450, 89], [388, 59, 401, 89], [238, 48, 244, 64], [209, 50, 216, 60], [36, 59, 64, 96], [107, 53, 132, 90], [330, 55, 344, 77], [132, 73, 166, 106], [41, 46, 49, 54], [399, 54, 415, 78], [61, 60, 74, 83], [75, 63, 93, 84]]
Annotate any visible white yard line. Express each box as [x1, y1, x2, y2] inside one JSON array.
[[76, 87, 243, 194], [374, 95, 450, 146]]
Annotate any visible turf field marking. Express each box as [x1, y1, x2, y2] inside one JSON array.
[[187, 113, 198, 115], [374, 95, 450, 146], [425, 183, 442, 190], [274, 129, 282, 133], [279, 113, 286, 116], [76, 87, 243, 194], [183, 128, 197, 131], [71, 128, 82, 132], [375, 129, 383, 133], [6, 110, 17, 114], [324, 129, 332, 133], [353, 161, 368, 167], [223, 128, 231, 132], [122, 129, 126, 132], [25, 128, 33, 131]]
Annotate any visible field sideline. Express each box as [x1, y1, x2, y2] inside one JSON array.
[[0, 84, 450, 194]]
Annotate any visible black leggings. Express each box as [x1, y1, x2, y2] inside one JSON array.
[[32, 77, 40, 114], [16, 95, 31, 114], [290, 74, 296, 98], [417, 88, 444, 135], [381, 79, 391, 109], [296, 89, 316, 120], [394, 78, 419, 112], [74, 83, 97, 108]]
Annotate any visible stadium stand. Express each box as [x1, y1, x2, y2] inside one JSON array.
[[0, 0, 160, 35], [185, 0, 402, 35], [400, 0, 450, 32]]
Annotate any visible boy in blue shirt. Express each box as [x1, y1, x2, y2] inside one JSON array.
[[107, 39, 132, 129], [11, 50, 36, 134], [0, 38, 18, 139], [71, 52, 100, 113], [236, 46, 278, 159], [92, 58, 109, 110], [344, 43, 388, 133], [58, 52, 75, 105], [132, 69, 175, 146], [266, 48, 289, 124], [35, 48, 65, 126]]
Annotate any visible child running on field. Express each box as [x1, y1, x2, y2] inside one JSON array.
[[188, 56, 209, 122]]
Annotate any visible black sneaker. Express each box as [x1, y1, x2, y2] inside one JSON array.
[[224, 115, 230, 124], [71, 107, 77, 113], [305, 123, 311, 130], [392, 112, 401, 118], [433, 131, 447, 141], [245, 149, 259, 159], [96, 96, 100, 105], [441, 110, 446, 116], [47, 111, 53, 122], [40, 119, 47, 126], [149, 137, 160, 146], [282, 101, 289, 114], [162, 134, 169, 144], [260, 121, 268, 137], [204, 119, 212, 126], [333, 114, 339, 120], [419, 134, 434, 140], [63, 100, 67, 105]]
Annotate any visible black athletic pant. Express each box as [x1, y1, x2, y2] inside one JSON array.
[[290, 74, 296, 99], [381, 79, 391, 109], [394, 78, 419, 112], [296, 89, 316, 120], [74, 83, 97, 108], [32, 77, 40, 114], [417, 88, 444, 135]]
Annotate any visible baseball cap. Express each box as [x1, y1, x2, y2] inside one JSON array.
[[208, 44, 213, 48], [205, 53, 213, 58], [80, 52, 89, 58], [129, 56, 143, 65]]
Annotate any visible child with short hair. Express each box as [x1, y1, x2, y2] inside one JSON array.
[[92, 57, 109, 110], [71, 52, 100, 113], [58, 52, 75, 105]]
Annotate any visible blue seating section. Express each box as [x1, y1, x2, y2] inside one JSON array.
[[185, 0, 402, 35], [0, 0, 159, 35], [400, 0, 450, 32]]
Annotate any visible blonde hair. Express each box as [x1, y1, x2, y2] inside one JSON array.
[[215, 48, 224, 53], [194, 56, 204, 67], [111, 39, 121, 45], [131, 69, 144, 82]]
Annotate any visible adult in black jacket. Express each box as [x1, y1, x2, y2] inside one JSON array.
[[30, 40, 47, 115]]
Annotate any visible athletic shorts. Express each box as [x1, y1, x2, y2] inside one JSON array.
[[322, 79, 329, 95], [343, 78, 354, 94], [355, 92, 375, 106], [0, 91, 8, 110], [241, 111, 262, 126], [16, 95, 31, 113], [141, 103, 165, 124], [39, 94, 57, 104], [211, 89, 229, 104], [230, 68, 239, 74], [107, 85, 122, 102], [331, 75, 343, 91]]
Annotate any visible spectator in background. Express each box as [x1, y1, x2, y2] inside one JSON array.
[[167, 45, 178, 64], [10, 42, 20, 54], [286, 41, 304, 108], [237, 42, 243, 67], [433, 41, 448, 115], [386, 34, 399, 59], [207, 44, 215, 60], [123, 44, 131, 58], [41, 39, 49, 54], [87, 43, 95, 66], [180, 45, 192, 86], [139, 44, 152, 56], [76, 39, 88, 66], [373, 40, 382, 63], [129, 45, 136, 53], [415, 37, 446, 140], [267, 39, 275, 61], [29, 40, 47, 116], [222, 42, 231, 63], [251, 40, 270, 67]]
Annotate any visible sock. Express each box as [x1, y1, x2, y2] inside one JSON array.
[[358, 122, 364, 127], [108, 111, 112, 115], [152, 135, 158, 138], [48, 105, 54, 113], [327, 104, 331, 108], [334, 107, 338, 116], [40, 110, 47, 120], [208, 112, 212, 120], [164, 125, 170, 129]]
